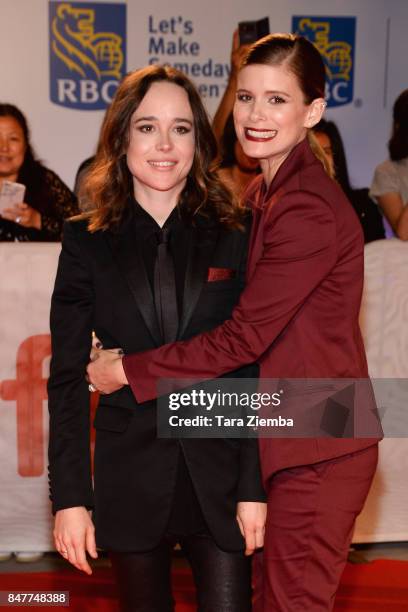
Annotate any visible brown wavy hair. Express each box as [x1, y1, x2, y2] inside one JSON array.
[[81, 65, 245, 231]]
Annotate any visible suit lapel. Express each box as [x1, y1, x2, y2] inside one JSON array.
[[265, 138, 318, 196], [176, 218, 219, 339], [105, 211, 162, 347], [245, 139, 317, 279]]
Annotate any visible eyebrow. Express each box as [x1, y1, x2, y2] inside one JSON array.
[[133, 115, 193, 126], [237, 88, 291, 97]]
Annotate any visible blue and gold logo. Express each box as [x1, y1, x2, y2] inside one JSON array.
[[292, 16, 356, 108], [49, 2, 126, 110]]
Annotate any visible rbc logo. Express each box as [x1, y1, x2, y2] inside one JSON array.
[[49, 1, 126, 110], [292, 16, 356, 108]]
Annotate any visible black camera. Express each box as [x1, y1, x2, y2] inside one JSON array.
[[238, 17, 270, 45]]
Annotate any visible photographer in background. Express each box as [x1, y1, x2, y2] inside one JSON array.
[[213, 31, 260, 197], [212, 30, 251, 143], [218, 112, 260, 197]]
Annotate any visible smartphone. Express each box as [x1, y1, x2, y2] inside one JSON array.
[[0, 180, 26, 215], [238, 17, 270, 45]]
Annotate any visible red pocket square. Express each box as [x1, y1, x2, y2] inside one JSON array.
[[207, 267, 236, 282]]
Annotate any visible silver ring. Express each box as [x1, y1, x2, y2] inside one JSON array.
[[88, 383, 97, 393], [16, 216, 21, 224]]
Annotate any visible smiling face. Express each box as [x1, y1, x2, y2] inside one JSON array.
[[233, 63, 324, 177], [126, 81, 195, 203], [0, 116, 26, 181]]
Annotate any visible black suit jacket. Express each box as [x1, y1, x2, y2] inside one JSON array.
[[48, 207, 265, 552]]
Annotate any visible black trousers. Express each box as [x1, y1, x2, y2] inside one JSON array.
[[109, 533, 252, 612]]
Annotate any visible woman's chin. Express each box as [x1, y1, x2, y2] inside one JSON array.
[[239, 141, 272, 161]]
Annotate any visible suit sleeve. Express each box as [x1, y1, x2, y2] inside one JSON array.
[[237, 438, 266, 501], [123, 191, 337, 402], [47, 221, 94, 513]]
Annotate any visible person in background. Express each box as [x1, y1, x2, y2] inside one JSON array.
[[313, 118, 385, 243], [212, 30, 250, 145], [0, 103, 77, 562], [212, 31, 259, 198], [73, 156, 95, 199], [73, 155, 97, 211], [0, 104, 78, 241], [370, 89, 408, 240], [218, 112, 260, 197]]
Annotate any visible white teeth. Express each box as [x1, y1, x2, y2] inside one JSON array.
[[246, 129, 277, 139], [149, 161, 176, 167]]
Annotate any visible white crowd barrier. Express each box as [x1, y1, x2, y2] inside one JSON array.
[[354, 239, 408, 542], [0, 240, 407, 550]]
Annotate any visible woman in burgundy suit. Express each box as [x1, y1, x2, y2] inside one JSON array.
[[88, 35, 380, 611]]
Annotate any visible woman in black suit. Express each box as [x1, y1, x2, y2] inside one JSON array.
[[48, 66, 266, 611]]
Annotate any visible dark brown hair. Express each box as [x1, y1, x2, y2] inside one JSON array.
[[82, 65, 244, 231], [0, 103, 37, 175], [388, 89, 408, 161], [242, 33, 326, 103]]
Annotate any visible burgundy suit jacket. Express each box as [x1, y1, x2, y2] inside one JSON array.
[[123, 139, 380, 483]]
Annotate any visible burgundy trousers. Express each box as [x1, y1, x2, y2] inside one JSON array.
[[252, 444, 378, 611]]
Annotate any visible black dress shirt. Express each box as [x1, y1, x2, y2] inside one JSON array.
[[132, 201, 207, 536]]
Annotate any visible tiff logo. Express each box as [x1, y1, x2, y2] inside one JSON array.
[[0, 335, 98, 478]]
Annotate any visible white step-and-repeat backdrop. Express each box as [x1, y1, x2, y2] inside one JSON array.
[[2, 0, 408, 190]]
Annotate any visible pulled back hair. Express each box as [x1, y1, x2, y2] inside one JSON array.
[[242, 33, 325, 103], [83, 65, 244, 231], [388, 89, 408, 161], [240, 34, 331, 175]]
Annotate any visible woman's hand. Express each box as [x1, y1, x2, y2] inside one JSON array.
[[236, 501, 267, 556], [87, 348, 128, 394], [2, 202, 41, 229], [54, 507, 98, 575]]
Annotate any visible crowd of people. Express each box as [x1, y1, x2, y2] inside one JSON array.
[[0, 26, 406, 612]]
